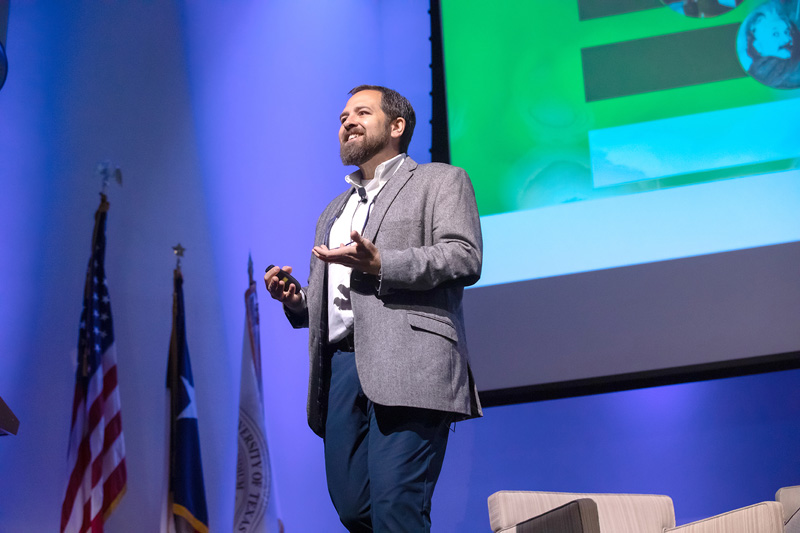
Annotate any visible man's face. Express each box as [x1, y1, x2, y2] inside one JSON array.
[[753, 14, 793, 59], [339, 90, 392, 166]]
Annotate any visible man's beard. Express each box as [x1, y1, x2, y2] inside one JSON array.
[[340, 124, 391, 166]]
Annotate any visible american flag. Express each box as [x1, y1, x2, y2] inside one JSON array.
[[61, 194, 127, 533]]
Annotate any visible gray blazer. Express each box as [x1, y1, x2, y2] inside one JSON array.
[[287, 157, 483, 437]]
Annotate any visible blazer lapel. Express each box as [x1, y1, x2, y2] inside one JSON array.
[[362, 157, 418, 242], [318, 189, 353, 247]]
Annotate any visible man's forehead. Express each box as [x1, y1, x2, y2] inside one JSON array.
[[341, 90, 382, 113]]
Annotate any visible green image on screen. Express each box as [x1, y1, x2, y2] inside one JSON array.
[[441, 0, 799, 217]]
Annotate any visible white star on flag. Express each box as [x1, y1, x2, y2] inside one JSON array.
[[177, 376, 198, 420]]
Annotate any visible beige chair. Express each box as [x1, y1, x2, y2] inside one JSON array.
[[777, 485, 800, 533], [488, 490, 786, 533]]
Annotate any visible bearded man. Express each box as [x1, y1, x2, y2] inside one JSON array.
[[265, 85, 482, 532]]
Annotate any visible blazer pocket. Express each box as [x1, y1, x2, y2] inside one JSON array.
[[376, 220, 422, 248], [407, 311, 459, 343]]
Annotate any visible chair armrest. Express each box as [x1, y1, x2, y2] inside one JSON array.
[[665, 501, 783, 533], [504, 499, 600, 533], [777, 485, 800, 525], [488, 491, 674, 533]]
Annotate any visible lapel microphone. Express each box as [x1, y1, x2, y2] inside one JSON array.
[[357, 187, 368, 203]]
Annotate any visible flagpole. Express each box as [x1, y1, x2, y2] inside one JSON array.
[[248, 252, 255, 287], [167, 243, 184, 533]]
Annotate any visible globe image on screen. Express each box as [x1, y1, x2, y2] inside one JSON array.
[[661, 0, 744, 18]]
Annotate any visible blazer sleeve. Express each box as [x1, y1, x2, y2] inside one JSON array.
[[377, 166, 482, 294], [283, 289, 309, 328]]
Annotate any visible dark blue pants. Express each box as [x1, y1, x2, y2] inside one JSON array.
[[324, 349, 452, 532]]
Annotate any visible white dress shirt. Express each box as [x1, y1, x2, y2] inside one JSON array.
[[327, 153, 407, 343]]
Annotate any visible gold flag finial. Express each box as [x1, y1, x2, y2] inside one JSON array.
[[172, 243, 186, 270]]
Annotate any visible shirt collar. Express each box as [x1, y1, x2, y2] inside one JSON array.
[[344, 153, 408, 192]]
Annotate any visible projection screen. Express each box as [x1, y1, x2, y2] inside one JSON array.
[[440, 0, 800, 403]]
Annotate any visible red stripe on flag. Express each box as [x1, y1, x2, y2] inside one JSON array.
[[91, 444, 104, 487], [102, 460, 127, 519], [87, 383, 104, 433], [102, 412, 122, 453], [61, 416, 92, 531], [102, 365, 117, 401], [70, 377, 86, 427], [82, 498, 91, 533]]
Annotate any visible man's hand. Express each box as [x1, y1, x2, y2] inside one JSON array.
[[264, 265, 304, 313], [312, 230, 381, 275]]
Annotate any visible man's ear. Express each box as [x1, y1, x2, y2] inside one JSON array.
[[390, 117, 405, 140]]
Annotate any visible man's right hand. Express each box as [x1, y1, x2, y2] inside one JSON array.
[[264, 265, 304, 313]]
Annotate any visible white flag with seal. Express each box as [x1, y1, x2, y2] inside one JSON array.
[[234, 270, 283, 533]]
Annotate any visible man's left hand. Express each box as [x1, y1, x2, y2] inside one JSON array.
[[313, 230, 381, 275]]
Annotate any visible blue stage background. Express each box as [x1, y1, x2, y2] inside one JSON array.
[[0, 2, 797, 531]]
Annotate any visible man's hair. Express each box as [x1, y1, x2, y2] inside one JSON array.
[[349, 85, 416, 153], [745, 7, 792, 60]]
